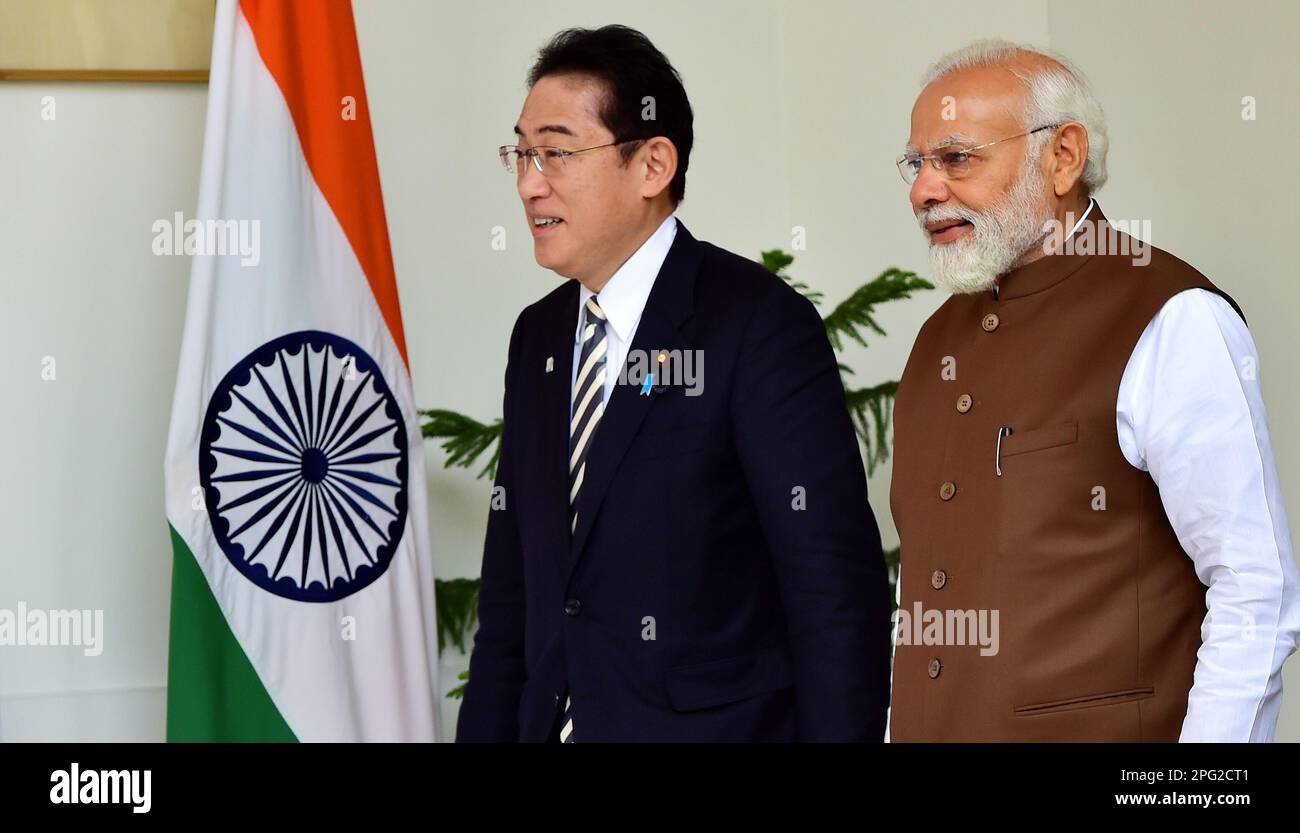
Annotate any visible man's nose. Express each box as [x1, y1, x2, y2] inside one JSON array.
[[909, 163, 950, 212], [517, 161, 551, 202]]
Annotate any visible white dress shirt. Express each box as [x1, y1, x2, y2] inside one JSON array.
[[889, 200, 1300, 741], [571, 214, 678, 405], [1118, 278, 1300, 742]]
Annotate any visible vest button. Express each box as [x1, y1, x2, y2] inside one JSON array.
[[982, 313, 1000, 332], [939, 481, 957, 501], [931, 569, 947, 589], [956, 393, 973, 413], [928, 658, 942, 678], [563, 599, 582, 616]]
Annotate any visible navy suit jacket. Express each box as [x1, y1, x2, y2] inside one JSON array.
[[455, 223, 891, 742]]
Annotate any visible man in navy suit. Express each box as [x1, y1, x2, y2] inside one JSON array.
[[456, 25, 890, 742]]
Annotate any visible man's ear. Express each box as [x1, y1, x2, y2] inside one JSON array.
[[637, 137, 678, 201], [1049, 122, 1089, 197]]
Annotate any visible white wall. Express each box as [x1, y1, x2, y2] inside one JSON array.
[[1, 0, 1296, 741], [0, 83, 204, 740]]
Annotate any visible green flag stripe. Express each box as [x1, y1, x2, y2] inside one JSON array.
[[166, 524, 298, 742]]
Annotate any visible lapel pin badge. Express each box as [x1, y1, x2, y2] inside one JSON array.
[[641, 351, 671, 395], [653, 351, 670, 393], [545, 356, 554, 374]]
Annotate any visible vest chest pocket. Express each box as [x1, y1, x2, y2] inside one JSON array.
[[994, 420, 1082, 556], [994, 418, 1102, 691], [998, 421, 1078, 461]]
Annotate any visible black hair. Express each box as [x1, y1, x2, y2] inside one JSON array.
[[527, 25, 694, 204]]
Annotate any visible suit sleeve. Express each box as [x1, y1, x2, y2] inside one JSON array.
[[729, 282, 892, 741], [455, 309, 528, 742]]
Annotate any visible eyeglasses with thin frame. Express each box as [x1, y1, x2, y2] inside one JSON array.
[[499, 139, 645, 176], [896, 124, 1061, 185]]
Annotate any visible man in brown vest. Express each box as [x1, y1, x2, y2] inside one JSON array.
[[889, 40, 1300, 741]]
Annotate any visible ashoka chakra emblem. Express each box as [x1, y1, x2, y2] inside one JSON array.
[[199, 331, 408, 602]]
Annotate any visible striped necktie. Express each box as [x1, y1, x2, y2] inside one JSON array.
[[569, 295, 608, 534], [562, 295, 607, 743]]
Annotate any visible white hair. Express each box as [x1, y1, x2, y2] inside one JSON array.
[[922, 39, 1108, 194]]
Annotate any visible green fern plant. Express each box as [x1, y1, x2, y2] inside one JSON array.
[[421, 410, 503, 480], [425, 251, 931, 693], [433, 578, 480, 698]]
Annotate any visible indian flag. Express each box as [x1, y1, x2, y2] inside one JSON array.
[[163, 0, 439, 741]]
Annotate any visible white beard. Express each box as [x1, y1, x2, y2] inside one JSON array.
[[919, 159, 1055, 295]]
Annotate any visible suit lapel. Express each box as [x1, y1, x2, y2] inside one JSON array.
[[568, 223, 703, 571]]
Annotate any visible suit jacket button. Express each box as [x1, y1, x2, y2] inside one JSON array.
[[939, 481, 957, 501], [563, 599, 582, 616], [956, 393, 973, 413], [982, 313, 1000, 332], [931, 569, 947, 589], [928, 658, 942, 678]]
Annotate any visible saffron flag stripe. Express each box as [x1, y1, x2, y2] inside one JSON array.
[[239, 0, 409, 367]]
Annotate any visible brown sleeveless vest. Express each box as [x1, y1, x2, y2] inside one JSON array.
[[889, 205, 1244, 741]]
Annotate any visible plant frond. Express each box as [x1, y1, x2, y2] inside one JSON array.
[[760, 248, 823, 305], [843, 380, 899, 476], [823, 268, 933, 352], [434, 577, 481, 655], [420, 409, 503, 480]]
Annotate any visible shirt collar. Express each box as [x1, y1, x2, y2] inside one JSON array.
[[576, 214, 678, 344], [1066, 197, 1097, 239]]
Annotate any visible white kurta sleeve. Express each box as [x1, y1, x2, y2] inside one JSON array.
[[1117, 288, 1300, 742]]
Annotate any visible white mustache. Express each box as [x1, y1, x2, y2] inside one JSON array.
[[917, 205, 980, 231]]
